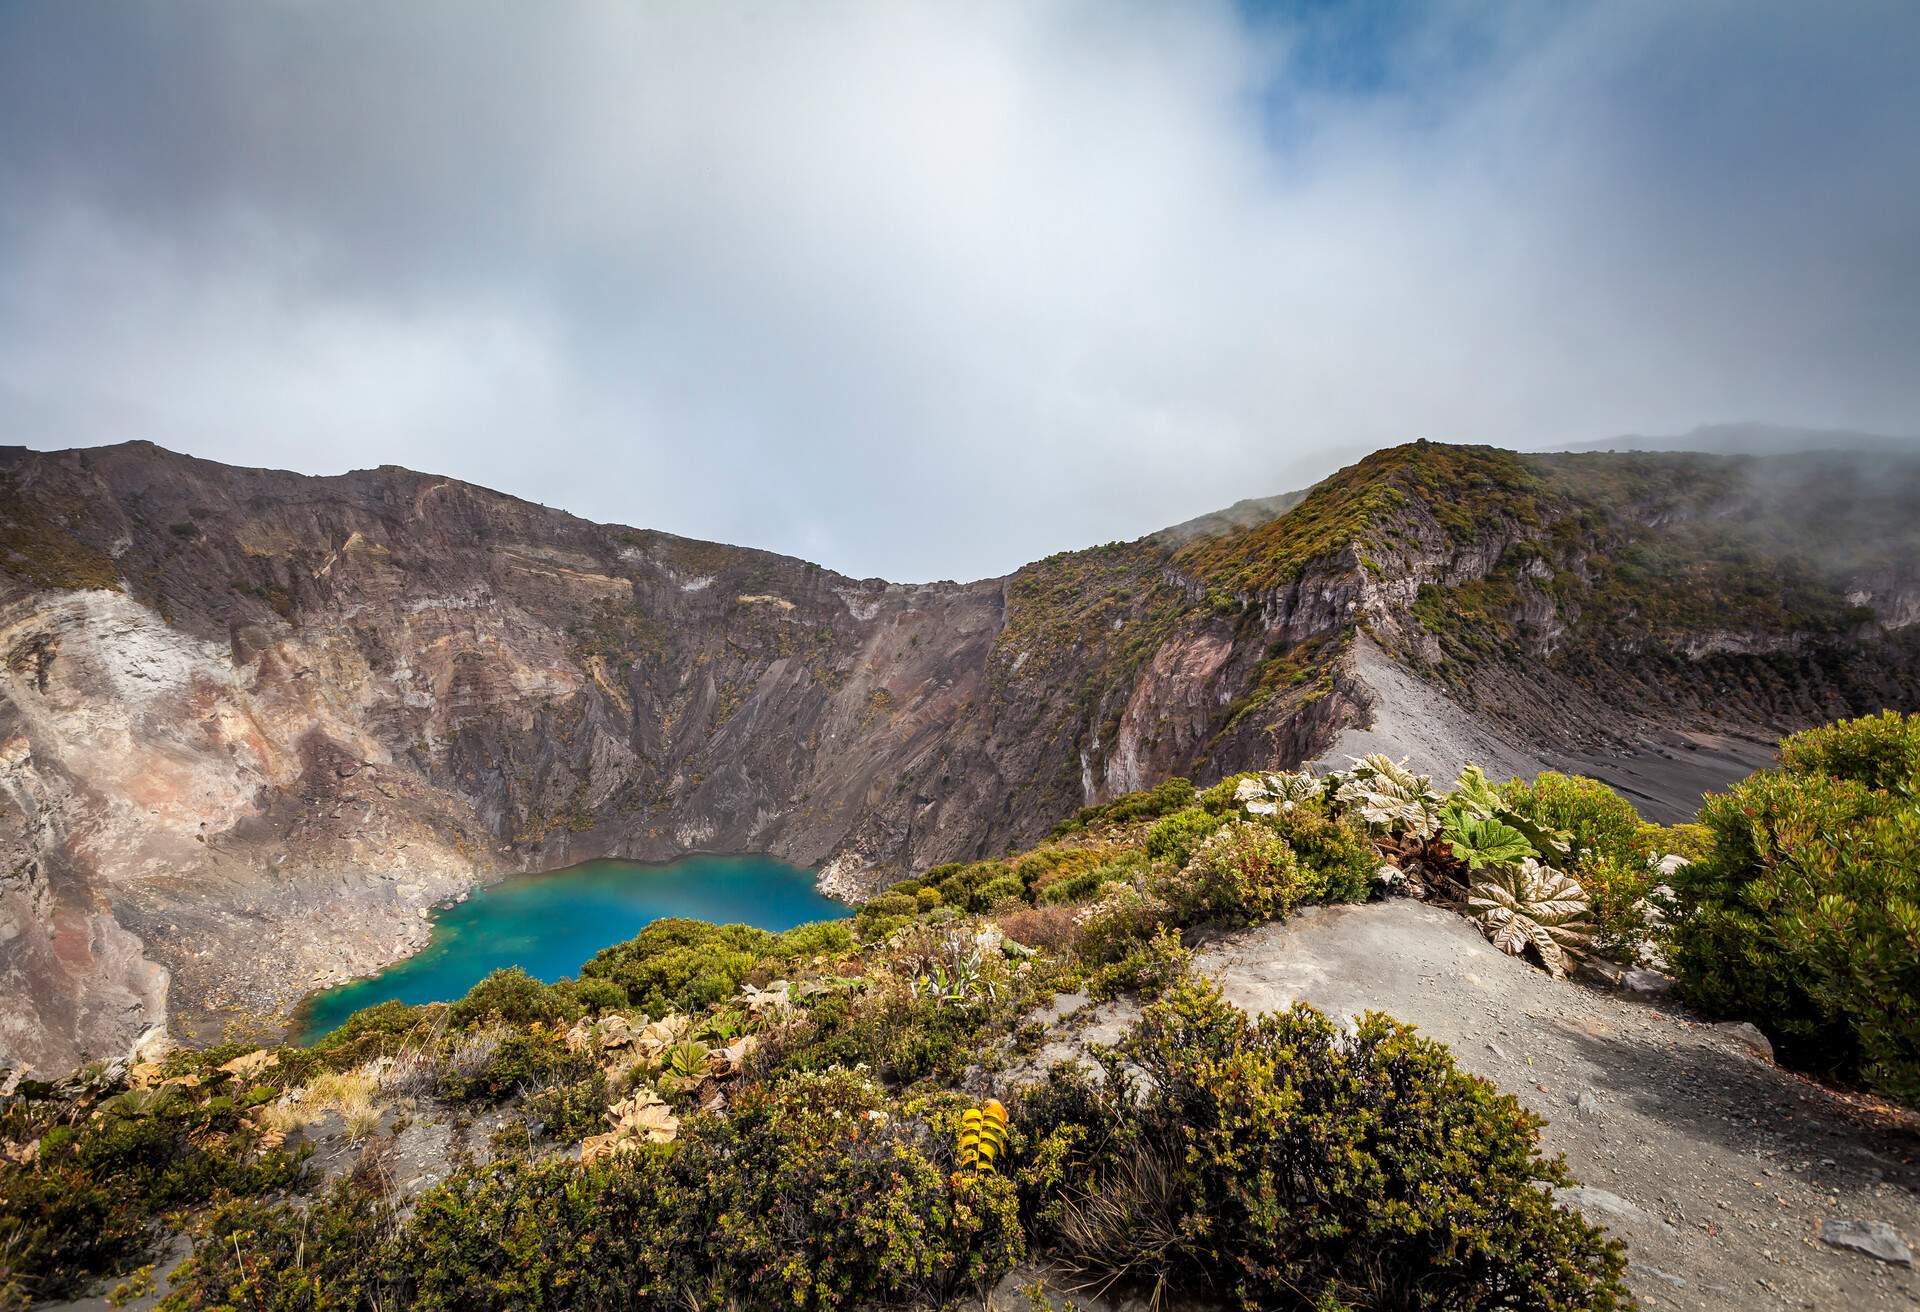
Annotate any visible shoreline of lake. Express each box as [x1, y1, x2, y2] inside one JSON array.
[[290, 853, 848, 1043]]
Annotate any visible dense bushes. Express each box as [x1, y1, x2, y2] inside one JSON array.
[[1499, 772, 1640, 866], [162, 1071, 1021, 1312], [581, 919, 852, 1014], [1265, 797, 1378, 903], [1017, 975, 1631, 1310], [56, 737, 1912, 1305], [1051, 775, 1196, 835], [0, 1078, 307, 1303], [1169, 820, 1309, 925], [1776, 708, 1920, 792], [1669, 711, 1920, 1101]]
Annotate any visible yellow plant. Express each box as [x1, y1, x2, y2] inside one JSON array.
[[956, 1098, 1008, 1175], [260, 1065, 381, 1141]]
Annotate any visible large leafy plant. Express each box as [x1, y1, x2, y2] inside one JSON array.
[[1443, 813, 1535, 872], [1468, 859, 1592, 978], [1331, 754, 1445, 840], [1450, 764, 1573, 859]]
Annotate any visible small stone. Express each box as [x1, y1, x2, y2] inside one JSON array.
[[1553, 1185, 1641, 1223], [1820, 1219, 1913, 1267], [1623, 969, 1672, 995], [1714, 1021, 1774, 1063], [1570, 1088, 1603, 1117]]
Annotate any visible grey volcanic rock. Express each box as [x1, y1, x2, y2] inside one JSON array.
[[2, 439, 1917, 1074], [1821, 1219, 1915, 1267]]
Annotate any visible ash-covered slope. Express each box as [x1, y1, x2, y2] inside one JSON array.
[[2, 439, 1915, 1074]]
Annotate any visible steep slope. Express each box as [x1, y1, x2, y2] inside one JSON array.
[[1, 439, 1915, 1074]]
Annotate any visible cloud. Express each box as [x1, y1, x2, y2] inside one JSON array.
[[1, 1, 1916, 580]]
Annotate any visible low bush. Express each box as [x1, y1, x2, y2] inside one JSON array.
[[582, 919, 850, 1014], [1169, 821, 1307, 926], [526, 1069, 611, 1143], [1072, 884, 1169, 965], [163, 1072, 1022, 1312], [854, 891, 917, 940], [448, 967, 580, 1031], [0, 1082, 308, 1303], [1022, 974, 1631, 1310], [1266, 798, 1378, 903], [1036, 851, 1143, 905], [1142, 807, 1228, 867], [1669, 715, 1920, 1100], [1498, 772, 1640, 867], [160, 1180, 400, 1311], [1777, 708, 1920, 792], [1051, 777, 1195, 835]]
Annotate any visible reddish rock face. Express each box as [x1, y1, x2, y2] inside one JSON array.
[[3, 439, 1916, 1074]]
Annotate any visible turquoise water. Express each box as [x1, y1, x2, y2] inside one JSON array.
[[295, 855, 844, 1042]]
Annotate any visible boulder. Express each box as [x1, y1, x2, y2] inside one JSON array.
[[1713, 1021, 1774, 1063], [1820, 1219, 1913, 1267]]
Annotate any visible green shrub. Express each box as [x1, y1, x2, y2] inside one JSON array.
[[1669, 741, 1920, 1100], [706, 1071, 1023, 1308], [767, 976, 998, 1088], [305, 999, 434, 1072], [1024, 974, 1631, 1310], [526, 1070, 611, 1143], [1196, 772, 1256, 814], [582, 920, 774, 1013], [1051, 777, 1195, 835], [1579, 852, 1657, 963], [1266, 800, 1378, 904], [568, 977, 628, 1015], [1170, 821, 1307, 925], [449, 968, 580, 1031], [441, 1029, 592, 1105], [1086, 926, 1192, 1001], [1633, 820, 1712, 866], [1012, 846, 1113, 900], [855, 892, 918, 940], [1777, 708, 1920, 792], [1142, 807, 1228, 867], [1037, 851, 1145, 906], [159, 1180, 398, 1312], [1073, 885, 1170, 966], [394, 1151, 696, 1310], [976, 873, 1027, 906], [1, 1083, 308, 1302], [773, 920, 855, 960], [1498, 772, 1640, 867]]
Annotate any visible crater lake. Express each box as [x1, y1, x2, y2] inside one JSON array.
[[295, 854, 845, 1041]]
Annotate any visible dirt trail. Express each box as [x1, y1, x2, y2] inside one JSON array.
[[1185, 901, 1918, 1310]]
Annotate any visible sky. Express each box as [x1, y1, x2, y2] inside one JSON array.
[[2, 2, 1917, 582]]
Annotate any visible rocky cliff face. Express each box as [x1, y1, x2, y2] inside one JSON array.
[[2, 439, 1915, 1074]]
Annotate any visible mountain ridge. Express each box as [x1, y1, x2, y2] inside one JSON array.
[[2, 437, 1916, 1075]]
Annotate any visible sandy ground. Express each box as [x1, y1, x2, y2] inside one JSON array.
[[1310, 635, 1555, 784], [1310, 634, 1781, 824]]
